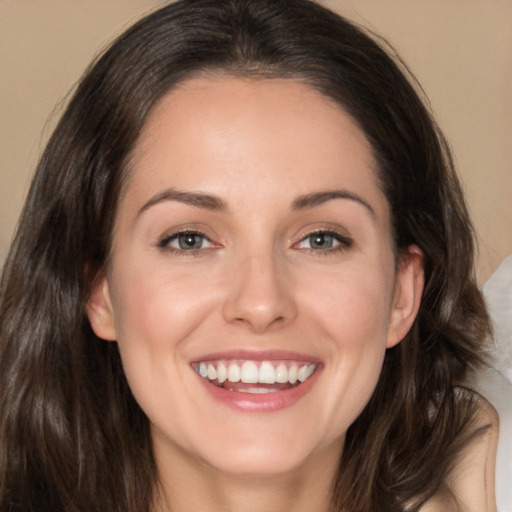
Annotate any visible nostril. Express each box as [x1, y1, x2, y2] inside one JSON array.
[[231, 313, 287, 332]]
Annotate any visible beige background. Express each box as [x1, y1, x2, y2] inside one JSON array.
[[1, 0, 511, 282]]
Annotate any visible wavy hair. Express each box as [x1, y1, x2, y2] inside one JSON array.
[[0, 1, 490, 510]]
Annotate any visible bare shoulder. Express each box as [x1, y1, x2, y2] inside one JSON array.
[[420, 392, 499, 512]]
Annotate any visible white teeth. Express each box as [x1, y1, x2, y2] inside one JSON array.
[[238, 388, 279, 394], [195, 360, 317, 387], [297, 364, 315, 382], [275, 363, 288, 383], [240, 361, 259, 383], [207, 364, 217, 380], [297, 365, 308, 382], [259, 361, 276, 384], [199, 362, 208, 378], [217, 362, 228, 383], [227, 363, 241, 382]]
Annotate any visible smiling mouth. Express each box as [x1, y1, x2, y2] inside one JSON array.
[[192, 360, 317, 394]]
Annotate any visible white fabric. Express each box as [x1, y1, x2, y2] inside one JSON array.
[[473, 256, 512, 511], [483, 256, 512, 385]]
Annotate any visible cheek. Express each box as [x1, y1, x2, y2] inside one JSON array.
[[110, 261, 218, 348], [300, 259, 395, 346], [106, 264, 219, 430], [295, 260, 394, 425]]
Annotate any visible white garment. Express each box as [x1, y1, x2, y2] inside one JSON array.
[[473, 256, 512, 512]]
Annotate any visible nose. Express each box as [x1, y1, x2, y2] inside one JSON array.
[[222, 251, 298, 333]]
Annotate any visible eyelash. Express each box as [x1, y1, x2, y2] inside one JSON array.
[[157, 228, 353, 257], [295, 229, 353, 255], [158, 229, 214, 256]]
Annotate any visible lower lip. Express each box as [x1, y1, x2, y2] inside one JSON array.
[[195, 368, 321, 412]]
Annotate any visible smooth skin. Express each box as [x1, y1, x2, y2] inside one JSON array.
[[87, 77, 493, 512]]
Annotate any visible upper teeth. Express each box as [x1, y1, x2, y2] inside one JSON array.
[[195, 360, 317, 385]]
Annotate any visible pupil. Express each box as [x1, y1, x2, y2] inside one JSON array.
[[179, 234, 202, 249], [311, 233, 332, 249]]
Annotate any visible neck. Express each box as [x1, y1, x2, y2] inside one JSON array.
[[152, 443, 341, 512]]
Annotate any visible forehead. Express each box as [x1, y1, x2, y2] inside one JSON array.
[[123, 76, 387, 220], [135, 76, 374, 159]]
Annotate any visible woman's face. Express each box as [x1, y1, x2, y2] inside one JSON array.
[[88, 77, 423, 478]]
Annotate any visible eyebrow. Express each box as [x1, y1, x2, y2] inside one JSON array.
[[137, 187, 375, 219], [137, 188, 228, 217], [291, 190, 376, 217]]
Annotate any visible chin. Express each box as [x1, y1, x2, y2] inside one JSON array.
[[203, 448, 316, 477], [189, 424, 342, 478]]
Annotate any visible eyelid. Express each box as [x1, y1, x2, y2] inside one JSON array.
[[155, 224, 352, 256], [158, 228, 208, 246], [293, 227, 353, 252], [157, 227, 221, 256]]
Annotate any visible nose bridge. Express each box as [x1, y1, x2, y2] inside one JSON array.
[[222, 244, 296, 332]]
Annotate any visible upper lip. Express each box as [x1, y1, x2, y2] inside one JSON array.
[[189, 349, 321, 364]]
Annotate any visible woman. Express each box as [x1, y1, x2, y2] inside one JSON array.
[[0, 0, 498, 511]]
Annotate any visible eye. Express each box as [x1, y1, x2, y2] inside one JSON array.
[[159, 230, 213, 251], [296, 230, 352, 252]]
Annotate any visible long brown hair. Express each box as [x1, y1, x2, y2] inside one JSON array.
[[0, 1, 490, 510]]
